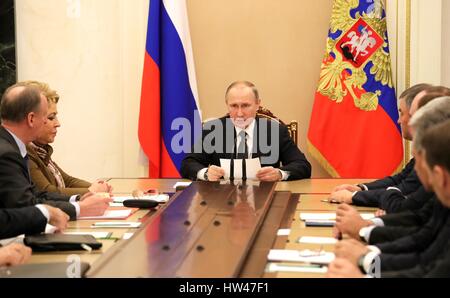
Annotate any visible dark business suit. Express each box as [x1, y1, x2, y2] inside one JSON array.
[[362, 159, 419, 191], [0, 126, 76, 219], [180, 116, 311, 181], [352, 185, 433, 213], [0, 207, 47, 239], [368, 196, 436, 244], [351, 159, 423, 209], [374, 200, 450, 272]]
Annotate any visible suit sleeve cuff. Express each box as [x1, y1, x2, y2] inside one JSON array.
[[360, 225, 377, 242], [35, 204, 50, 223], [357, 184, 368, 191], [279, 170, 289, 181], [386, 186, 402, 192], [362, 251, 380, 273], [70, 202, 80, 218], [369, 217, 385, 227], [197, 168, 208, 181]]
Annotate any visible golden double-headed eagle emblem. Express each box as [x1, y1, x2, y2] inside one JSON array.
[[317, 0, 393, 111]]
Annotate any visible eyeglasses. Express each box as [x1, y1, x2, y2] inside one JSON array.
[[298, 245, 325, 257]]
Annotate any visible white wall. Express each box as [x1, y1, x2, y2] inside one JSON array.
[[16, 0, 148, 181], [410, 0, 442, 85], [442, 0, 450, 87]]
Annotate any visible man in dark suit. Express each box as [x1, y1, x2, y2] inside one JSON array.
[[181, 81, 311, 181], [329, 83, 432, 206], [327, 99, 450, 278], [0, 204, 69, 239], [333, 95, 450, 243], [0, 83, 111, 220]]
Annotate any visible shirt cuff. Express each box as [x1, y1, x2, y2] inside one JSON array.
[[35, 204, 50, 223], [370, 217, 385, 227], [197, 168, 208, 181], [386, 186, 401, 192], [362, 250, 381, 273], [357, 184, 368, 191], [69, 195, 79, 203], [367, 245, 381, 254], [360, 225, 377, 242], [70, 202, 80, 218], [279, 170, 290, 181]]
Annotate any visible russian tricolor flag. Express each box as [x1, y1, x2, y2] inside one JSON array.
[[139, 0, 201, 178]]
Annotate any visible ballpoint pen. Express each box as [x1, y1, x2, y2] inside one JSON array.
[[320, 199, 340, 204]]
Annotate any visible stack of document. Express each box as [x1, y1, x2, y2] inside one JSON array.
[[268, 249, 335, 265], [78, 209, 132, 220], [299, 212, 374, 227], [265, 262, 328, 274], [91, 222, 141, 228]]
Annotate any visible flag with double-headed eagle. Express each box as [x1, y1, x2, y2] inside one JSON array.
[[307, 0, 403, 178]]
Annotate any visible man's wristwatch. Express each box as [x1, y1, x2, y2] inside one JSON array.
[[204, 169, 209, 181]]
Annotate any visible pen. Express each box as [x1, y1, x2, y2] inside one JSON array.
[[321, 199, 340, 204]]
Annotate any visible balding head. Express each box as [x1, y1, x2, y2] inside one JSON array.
[[0, 83, 49, 143], [1, 84, 43, 123]]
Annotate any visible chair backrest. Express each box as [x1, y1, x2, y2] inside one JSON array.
[[206, 106, 299, 145], [256, 106, 298, 145]]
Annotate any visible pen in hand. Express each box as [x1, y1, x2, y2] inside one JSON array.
[[320, 199, 340, 204]]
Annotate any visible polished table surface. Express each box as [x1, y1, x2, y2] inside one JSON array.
[[26, 178, 377, 278]]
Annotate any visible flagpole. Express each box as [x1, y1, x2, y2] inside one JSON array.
[[404, 0, 412, 168]]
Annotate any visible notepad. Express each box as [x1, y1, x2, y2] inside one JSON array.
[[64, 231, 112, 239], [268, 249, 335, 265], [265, 262, 328, 274], [79, 209, 132, 220], [299, 212, 374, 221], [297, 236, 338, 245], [277, 229, 291, 236], [91, 221, 141, 228]]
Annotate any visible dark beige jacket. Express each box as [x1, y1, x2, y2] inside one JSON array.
[[26, 144, 91, 196]]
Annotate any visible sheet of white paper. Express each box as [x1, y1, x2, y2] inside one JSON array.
[[64, 231, 112, 239], [91, 221, 141, 228], [122, 232, 134, 240], [173, 181, 192, 189], [298, 236, 338, 245], [112, 194, 169, 203], [267, 249, 335, 265], [220, 158, 261, 180], [266, 262, 328, 274], [300, 212, 374, 221], [79, 209, 132, 220], [277, 229, 291, 236]]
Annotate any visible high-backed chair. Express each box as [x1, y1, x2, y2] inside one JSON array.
[[256, 106, 298, 145], [204, 106, 299, 145]]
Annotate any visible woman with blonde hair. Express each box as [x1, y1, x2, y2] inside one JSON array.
[[22, 80, 111, 196]]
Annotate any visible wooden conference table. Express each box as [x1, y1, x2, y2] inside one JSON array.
[[28, 178, 375, 278]]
